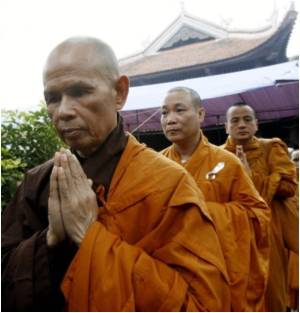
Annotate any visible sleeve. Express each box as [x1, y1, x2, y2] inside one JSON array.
[[252, 140, 297, 204], [205, 162, 270, 311], [1, 177, 76, 311], [61, 179, 231, 312]]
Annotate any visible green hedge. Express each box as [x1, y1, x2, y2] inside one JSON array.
[[1, 104, 64, 210]]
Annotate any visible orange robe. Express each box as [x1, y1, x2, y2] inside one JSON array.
[[162, 133, 270, 311], [288, 251, 299, 310], [61, 134, 231, 312], [223, 136, 298, 312]]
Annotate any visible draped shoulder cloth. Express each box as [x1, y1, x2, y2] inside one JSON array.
[[62, 134, 231, 312]]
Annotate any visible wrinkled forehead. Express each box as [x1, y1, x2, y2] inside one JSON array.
[[227, 105, 256, 119]]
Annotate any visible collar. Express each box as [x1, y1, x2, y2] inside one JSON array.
[[72, 114, 128, 193]]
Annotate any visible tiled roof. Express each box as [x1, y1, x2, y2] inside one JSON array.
[[120, 36, 269, 76]]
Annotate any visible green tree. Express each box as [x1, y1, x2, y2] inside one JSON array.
[[1, 103, 64, 210]]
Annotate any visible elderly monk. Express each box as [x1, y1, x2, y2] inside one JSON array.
[[160, 87, 270, 311], [222, 101, 298, 312], [1, 37, 231, 312]]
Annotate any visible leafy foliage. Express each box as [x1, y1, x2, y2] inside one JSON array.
[[1, 103, 64, 209]]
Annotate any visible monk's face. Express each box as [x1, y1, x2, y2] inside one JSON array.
[[44, 45, 123, 156], [161, 91, 204, 144], [225, 105, 258, 144]]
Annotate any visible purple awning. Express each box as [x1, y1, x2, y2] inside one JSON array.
[[121, 81, 299, 133]]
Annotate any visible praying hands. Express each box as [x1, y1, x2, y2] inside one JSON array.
[[47, 149, 98, 247]]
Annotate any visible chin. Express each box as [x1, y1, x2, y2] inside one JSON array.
[[167, 135, 183, 144]]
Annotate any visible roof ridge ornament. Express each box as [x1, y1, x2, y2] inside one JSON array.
[[180, 0, 186, 17]]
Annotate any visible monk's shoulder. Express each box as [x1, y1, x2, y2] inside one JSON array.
[[208, 142, 243, 166], [135, 145, 189, 178], [257, 137, 288, 151]]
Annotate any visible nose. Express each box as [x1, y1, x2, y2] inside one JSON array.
[[57, 95, 77, 121], [165, 111, 177, 125], [237, 119, 247, 128]]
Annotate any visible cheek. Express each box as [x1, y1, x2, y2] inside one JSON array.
[[47, 107, 57, 126]]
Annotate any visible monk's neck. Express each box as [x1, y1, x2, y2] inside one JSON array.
[[232, 137, 253, 147], [174, 132, 201, 163]]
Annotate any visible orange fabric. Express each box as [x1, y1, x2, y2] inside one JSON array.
[[223, 136, 298, 312], [162, 133, 270, 311], [288, 251, 299, 310], [61, 134, 231, 312]]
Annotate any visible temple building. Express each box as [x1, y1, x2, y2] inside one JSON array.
[[119, 3, 298, 150]]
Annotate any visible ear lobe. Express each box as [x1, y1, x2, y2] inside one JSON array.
[[115, 75, 130, 111]]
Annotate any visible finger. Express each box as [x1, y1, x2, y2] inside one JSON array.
[[54, 151, 61, 167], [57, 166, 69, 204], [60, 152, 74, 190], [49, 167, 66, 241], [66, 150, 87, 182], [49, 166, 59, 199]]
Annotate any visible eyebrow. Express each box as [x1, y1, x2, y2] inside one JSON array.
[[44, 81, 94, 95]]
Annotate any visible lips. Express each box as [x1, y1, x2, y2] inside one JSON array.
[[61, 128, 85, 138], [166, 128, 181, 133]]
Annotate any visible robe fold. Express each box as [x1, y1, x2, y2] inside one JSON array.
[[222, 136, 298, 312], [163, 133, 271, 311], [2, 117, 128, 311], [61, 134, 231, 311], [287, 251, 299, 310], [2, 130, 230, 311]]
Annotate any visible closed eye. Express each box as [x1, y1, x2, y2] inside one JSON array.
[[66, 84, 94, 98], [44, 91, 61, 105]]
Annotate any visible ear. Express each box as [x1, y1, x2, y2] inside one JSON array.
[[115, 75, 129, 111], [198, 107, 205, 123], [225, 122, 229, 135], [254, 118, 258, 133]]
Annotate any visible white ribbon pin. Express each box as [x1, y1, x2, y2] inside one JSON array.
[[205, 162, 225, 180]]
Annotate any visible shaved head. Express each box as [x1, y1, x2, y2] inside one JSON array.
[[226, 102, 256, 121], [43, 36, 129, 156], [43, 36, 120, 86], [167, 87, 202, 108]]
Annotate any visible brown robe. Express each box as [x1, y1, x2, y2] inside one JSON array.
[[162, 133, 271, 311], [2, 119, 127, 311], [223, 136, 298, 312]]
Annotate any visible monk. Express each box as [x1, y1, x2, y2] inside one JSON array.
[[287, 149, 299, 311], [222, 101, 298, 311], [1, 37, 231, 311], [160, 87, 271, 311]]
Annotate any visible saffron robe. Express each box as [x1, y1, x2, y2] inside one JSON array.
[[287, 251, 299, 310], [163, 133, 270, 311], [61, 134, 231, 311], [222, 136, 298, 312], [2, 130, 230, 311]]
